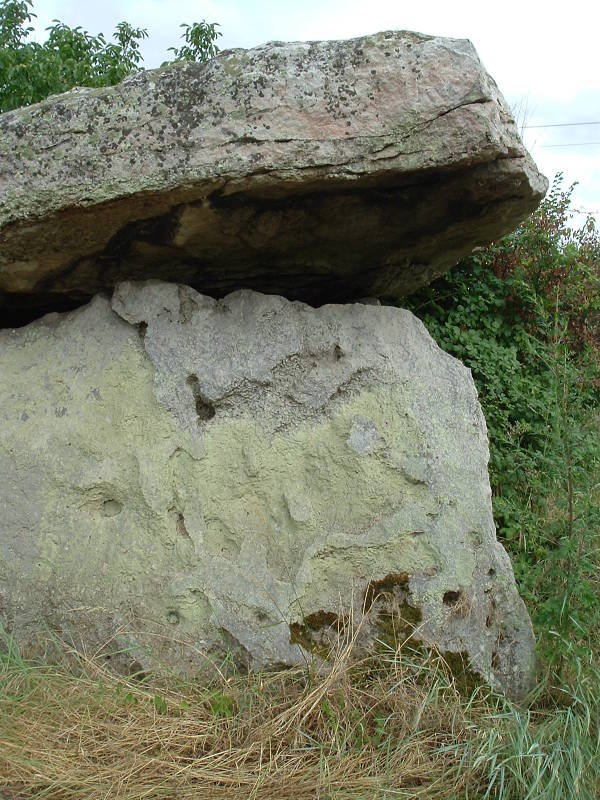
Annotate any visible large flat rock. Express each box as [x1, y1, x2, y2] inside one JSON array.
[[0, 31, 546, 321], [0, 282, 535, 697]]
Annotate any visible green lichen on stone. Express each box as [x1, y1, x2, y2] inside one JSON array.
[[0, 286, 537, 697]]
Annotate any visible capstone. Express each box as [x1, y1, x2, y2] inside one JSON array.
[[0, 31, 546, 322]]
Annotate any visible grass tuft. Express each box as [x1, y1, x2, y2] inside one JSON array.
[[0, 634, 598, 799]]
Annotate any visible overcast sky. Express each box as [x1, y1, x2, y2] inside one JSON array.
[[28, 0, 600, 224]]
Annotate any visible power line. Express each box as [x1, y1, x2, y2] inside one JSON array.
[[525, 121, 600, 129], [540, 142, 600, 148]]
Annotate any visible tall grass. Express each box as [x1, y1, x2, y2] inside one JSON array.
[[1, 634, 598, 799]]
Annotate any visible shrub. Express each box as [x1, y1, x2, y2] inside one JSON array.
[[407, 177, 600, 670]]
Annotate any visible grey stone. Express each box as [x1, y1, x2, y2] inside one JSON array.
[[0, 282, 536, 697], [0, 31, 546, 321]]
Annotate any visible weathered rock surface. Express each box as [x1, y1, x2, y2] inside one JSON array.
[[0, 31, 546, 323], [0, 282, 535, 697]]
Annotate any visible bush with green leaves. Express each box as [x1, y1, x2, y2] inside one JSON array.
[[0, 0, 221, 113], [167, 21, 222, 63], [407, 177, 600, 671]]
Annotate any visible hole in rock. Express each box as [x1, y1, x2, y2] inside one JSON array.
[[441, 651, 482, 695], [289, 610, 342, 655], [364, 572, 410, 612], [486, 615, 493, 628], [176, 513, 189, 536], [363, 574, 422, 648], [491, 651, 500, 670], [488, 567, 496, 577], [186, 374, 216, 421], [138, 321, 148, 339], [443, 590, 460, 606], [128, 660, 149, 681], [101, 499, 123, 517]]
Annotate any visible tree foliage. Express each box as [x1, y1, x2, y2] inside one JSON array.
[[0, 0, 221, 113], [167, 21, 222, 64]]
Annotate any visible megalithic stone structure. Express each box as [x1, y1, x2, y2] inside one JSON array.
[[0, 31, 546, 698], [0, 31, 546, 323]]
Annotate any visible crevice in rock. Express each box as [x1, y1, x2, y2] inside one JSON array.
[[0, 151, 543, 327], [289, 610, 343, 657], [441, 650, 482, 695], [0, 294, 90, 329], [175, 512, 195, 546], [217, 629, 252, 671], [364, 574, 423, 649], [186, 374, 216, 422]]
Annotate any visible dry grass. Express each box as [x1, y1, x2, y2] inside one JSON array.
[[0, 631, 598, 800]]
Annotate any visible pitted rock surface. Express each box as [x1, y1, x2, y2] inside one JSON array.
[[0, 282, 536, 698], [0, 31, 546, 322]]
